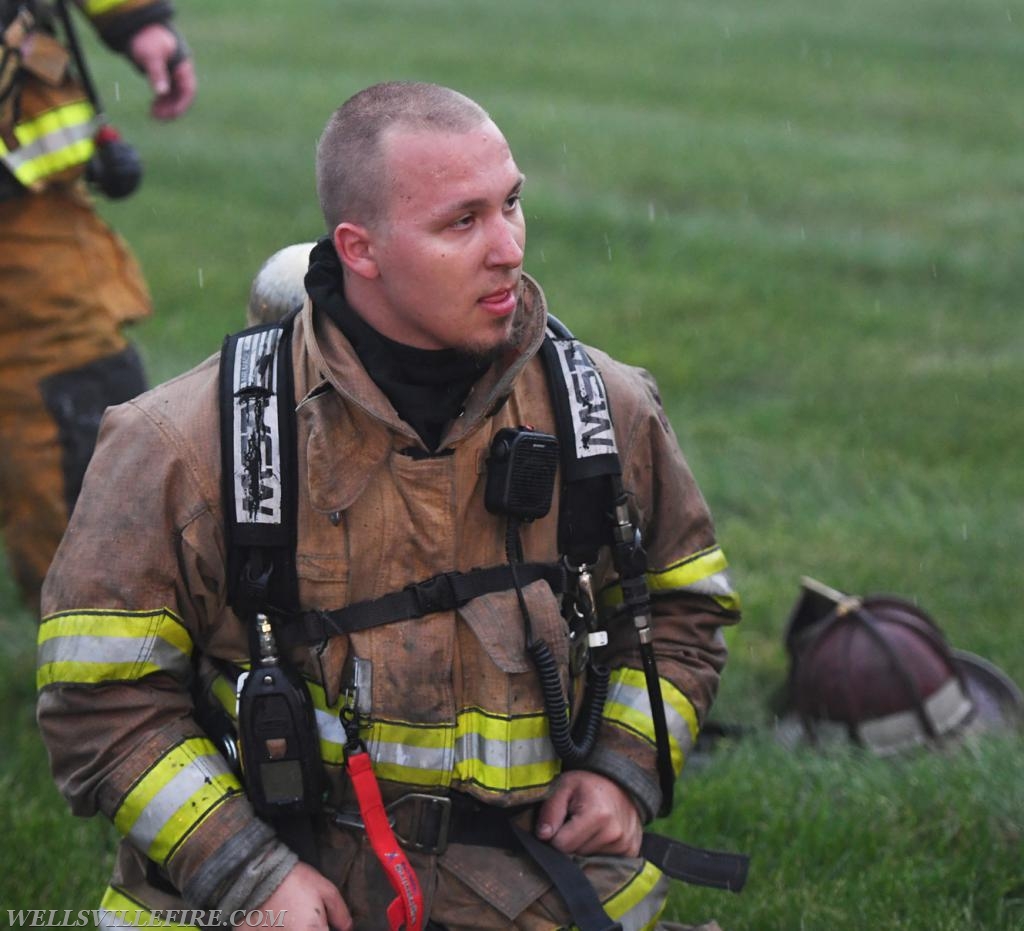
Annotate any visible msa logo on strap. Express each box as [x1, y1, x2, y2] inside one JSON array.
[[554, 339, 618, 459], [231, 329, 283, 525]]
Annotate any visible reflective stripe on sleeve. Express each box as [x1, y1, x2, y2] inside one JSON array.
[[37, 609, 194, 688], [603, 667, 698, 775], [600, 545, 741, 614], [83, 0, 135, 15], [98, 885, 202, 929], [112, 737, 243, 865]]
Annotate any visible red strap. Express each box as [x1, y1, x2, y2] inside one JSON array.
[[346, 750, 424, 931]]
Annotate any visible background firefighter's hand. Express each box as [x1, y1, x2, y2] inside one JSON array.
[[535, 769, 643, 858], [244, 861, 352, 931], [128, 22, 196, 120]]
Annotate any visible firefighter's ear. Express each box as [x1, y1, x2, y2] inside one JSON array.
[[332, 223, 379, 280]]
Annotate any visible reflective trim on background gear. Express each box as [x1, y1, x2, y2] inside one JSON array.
[[0, 100, 99, 187]]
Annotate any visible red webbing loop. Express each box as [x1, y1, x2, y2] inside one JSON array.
[[346, 750, 424, 931]]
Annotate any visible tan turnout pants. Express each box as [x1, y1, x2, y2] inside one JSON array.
[[0, 182, 150, 611]]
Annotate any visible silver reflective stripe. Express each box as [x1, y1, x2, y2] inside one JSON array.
[[37, 633, 190, 679], [231, 328, 283, 525], [454, 730, 556, 770], [617, 869, 670, 931], [315, 706, 347, 746], [124, 750, 226, 852], [680, 569, 734, 600], [551, 337, 618, 459], [371, 734, 454, 773], [607, 675, 695, 754]]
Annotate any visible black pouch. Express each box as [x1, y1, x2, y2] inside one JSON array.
[[39, 344, 147, 513]]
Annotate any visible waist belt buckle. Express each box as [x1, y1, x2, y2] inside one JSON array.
[[386, 793, 452, 855]]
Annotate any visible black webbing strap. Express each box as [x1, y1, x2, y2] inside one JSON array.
[[281, 562, 565, 647], [511, 823, 622, 931], [640, 832, 749, 893]]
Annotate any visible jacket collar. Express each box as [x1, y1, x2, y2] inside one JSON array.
[[292, 272, 549, 513]]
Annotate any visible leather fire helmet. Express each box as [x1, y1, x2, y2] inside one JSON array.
[[775, 577, 1024, 756]]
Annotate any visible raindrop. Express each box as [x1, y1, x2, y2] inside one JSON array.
[[962, 523, 968, 541], [648, 201, 656, 222], [197, 268, 204, 288], [114, 82, 120, 102], [603, 233, 612, 262]]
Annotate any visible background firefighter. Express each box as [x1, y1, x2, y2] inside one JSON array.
[[0, 0, 195, 612]]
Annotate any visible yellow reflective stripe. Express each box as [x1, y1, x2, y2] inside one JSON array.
[[453, 707, 560, 790], [604, 668, 697, 775], [367, 709, 561, 792], [369, 719, 453, 787], [12, 101, 95, 145], [600, 545, 741, 614], [37, 609, 193, 689], [555, 860, 667, 931], [83, 0, 134, 15], [210, 670, 237, 719], [604, 860, 668, 931], [99, 886, 200, 929], [11, 136, 95, 185], [648, 545, 728, 591], [113, 737, 243, 864]]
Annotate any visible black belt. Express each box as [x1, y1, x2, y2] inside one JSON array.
[[282, 562, 565, 646], [332, 791, 749, 931]]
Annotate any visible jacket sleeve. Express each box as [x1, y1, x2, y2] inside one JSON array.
[[74, 0, 178, 54], [583, 356, 741, 822], [36, 393, 296, 912]]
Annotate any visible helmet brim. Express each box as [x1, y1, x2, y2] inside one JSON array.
[[774, 651, 1023, 755], [954, 649, 1024, 730]]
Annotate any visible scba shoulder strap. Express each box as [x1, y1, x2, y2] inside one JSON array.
[[220, 314, 300, 624]]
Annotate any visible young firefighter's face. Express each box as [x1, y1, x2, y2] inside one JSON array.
[[357, 120, 526, 355]]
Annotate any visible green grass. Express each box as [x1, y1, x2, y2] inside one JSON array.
[[3, 1, 1022, 928]]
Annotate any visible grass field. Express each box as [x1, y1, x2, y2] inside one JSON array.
[[2, 1, 1022, 928]]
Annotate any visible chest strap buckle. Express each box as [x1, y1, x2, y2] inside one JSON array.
[[405, 572, 459, 618]]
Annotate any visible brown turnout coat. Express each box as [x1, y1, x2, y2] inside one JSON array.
[[37, 275, 738, 929]]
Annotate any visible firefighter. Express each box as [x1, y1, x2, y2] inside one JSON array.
[[0, 0, 195, 611], [38, 82, 740, 930]]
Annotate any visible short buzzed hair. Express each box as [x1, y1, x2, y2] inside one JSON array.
[[315, 81, 490, 231]]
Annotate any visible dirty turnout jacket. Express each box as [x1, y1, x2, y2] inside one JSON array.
[[37, 274, 740, 929]]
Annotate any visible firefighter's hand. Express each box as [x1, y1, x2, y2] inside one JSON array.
[[243, 862, 352, 931], [128, 23, 197, 120], [535, 770, 643, 857]]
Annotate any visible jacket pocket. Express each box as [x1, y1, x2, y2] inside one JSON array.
[[457, 579, 569, 710]]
